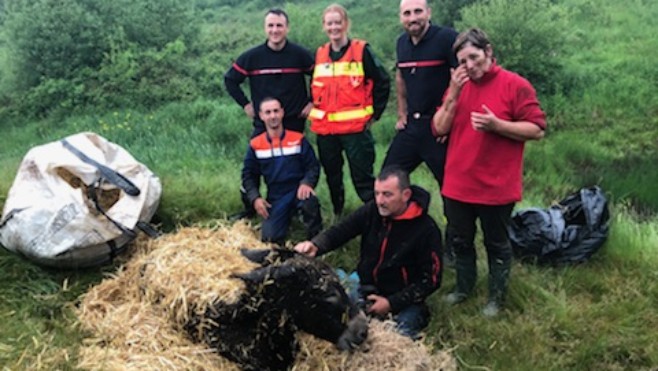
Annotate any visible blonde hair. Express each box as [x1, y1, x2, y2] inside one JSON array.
[[322, 3, 350, 31]]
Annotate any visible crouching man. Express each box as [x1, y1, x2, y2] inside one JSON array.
[[294, 167, 442, 339], [242, 97, 322, 245]]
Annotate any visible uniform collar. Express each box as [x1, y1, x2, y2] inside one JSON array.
[[265, 39, 288, 52], [266, 129, 286, 143], [474, 59, 501, 85], [392, 200, 423, 220]]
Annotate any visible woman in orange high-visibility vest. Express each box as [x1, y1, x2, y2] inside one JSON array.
[[309, 3, 390, 217]]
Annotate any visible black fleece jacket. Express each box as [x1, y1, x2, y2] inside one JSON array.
[[312, 186, 442, 313]]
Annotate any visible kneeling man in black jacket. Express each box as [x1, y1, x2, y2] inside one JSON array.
[[295, 166, 443, 339]]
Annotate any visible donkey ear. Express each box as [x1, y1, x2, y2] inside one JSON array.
[[241, 247, 297, 266], [270, 247, 297, 261], [232, 266, 272, 283], [232, 264, 297, 283], [240, 248, 272, 264]]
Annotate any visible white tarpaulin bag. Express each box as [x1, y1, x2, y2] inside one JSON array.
[[0, 132, 162, 268]]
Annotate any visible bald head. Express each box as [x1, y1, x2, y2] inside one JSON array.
[[400, 0, 428, 9], [399, 0, 431, 40]]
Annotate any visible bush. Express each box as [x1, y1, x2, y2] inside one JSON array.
[[432, 0, 477, 27], [2, 0, 199, 115], [3, 0, 107, 88], [89, 39, 202, 109], [286, 3, 326, 51], [107, 0, 198, 49], [19, 77, 86, 117], [457, 0, 569, 94]]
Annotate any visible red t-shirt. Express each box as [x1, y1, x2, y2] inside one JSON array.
[[442, 63, 546, 205]]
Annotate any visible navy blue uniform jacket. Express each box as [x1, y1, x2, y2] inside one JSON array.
[[242, 130, 319, 203]]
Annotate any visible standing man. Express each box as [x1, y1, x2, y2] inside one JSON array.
[[382, 0, 458, 263], [225, 8, 315, 219], [242, 97, 322, 245], [295, 167, 442, 339]]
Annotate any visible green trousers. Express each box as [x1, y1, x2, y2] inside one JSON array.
[[316, 130, 375, 214]]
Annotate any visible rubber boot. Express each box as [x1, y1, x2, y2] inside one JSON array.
[[443, 228, 456, 269], [455, 250, 477, 297], [330, 187, 344, 217], [301, 196, 323, 239], [230, 185, 256, 221], [484, 254, 511, 317], [441, 197, 455, 269], [444, 243, 477, 305]]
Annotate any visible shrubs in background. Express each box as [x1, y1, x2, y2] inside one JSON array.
[[0, 0, 656, 138], [457, 0, 569, 95], [0, 0, 574, 119], [1, 0, 211, 117]]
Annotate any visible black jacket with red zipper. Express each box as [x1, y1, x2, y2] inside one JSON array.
[[311, 185, 443, 313]]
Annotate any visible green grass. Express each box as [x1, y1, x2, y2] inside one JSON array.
[[5, 97, 655, 369], [0, 252, 105, 369], [425, 210, 658, 370]]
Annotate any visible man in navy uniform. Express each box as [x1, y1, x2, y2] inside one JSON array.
[[242, 97, 322, 244]]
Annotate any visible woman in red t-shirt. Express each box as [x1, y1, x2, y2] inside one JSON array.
[[432, 28, 546, 317]]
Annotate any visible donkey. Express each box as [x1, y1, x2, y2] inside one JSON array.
[[185, 248, 368, 371]]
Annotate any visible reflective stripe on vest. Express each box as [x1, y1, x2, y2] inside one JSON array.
[[328, 106, 374, 122], [312, 61, 365, 78], [254, 144, 302, 159], [308, 108, 325, 120], [250, 132, 304, 159], [309, 106, 373, 122]]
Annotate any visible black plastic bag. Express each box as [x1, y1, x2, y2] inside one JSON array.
[[509, 186, 610, 265]]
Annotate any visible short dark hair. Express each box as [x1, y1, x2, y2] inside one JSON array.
[[377, 166, 410, 191], [266, 8, 289, 24], [453, 27, 492, 54], [259, 96, 281, 111]]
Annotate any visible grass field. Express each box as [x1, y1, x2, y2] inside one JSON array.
[[1, 98, 657, 369]]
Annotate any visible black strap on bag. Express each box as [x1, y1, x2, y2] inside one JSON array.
[[61, 139, 161, 249], [86, 176, 137, 240], [61, 139, 141, 196], [136, 221, 162, 238]]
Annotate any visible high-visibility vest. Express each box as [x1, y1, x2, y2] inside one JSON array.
[[309, 39, 374, 135]]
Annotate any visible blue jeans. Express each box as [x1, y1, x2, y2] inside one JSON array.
[[261, 191, 322, 244], [336, 269, 430, 340], [395, 303, 430, 339]]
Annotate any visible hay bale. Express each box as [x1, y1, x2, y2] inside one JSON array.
[[76, 222, 456, 370]]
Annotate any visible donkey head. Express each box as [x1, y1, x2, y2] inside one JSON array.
[[236, 248, 368, 350]]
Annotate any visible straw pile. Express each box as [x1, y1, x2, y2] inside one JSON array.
[[76, 222, 456, 370], [295, 319, 456, 371]]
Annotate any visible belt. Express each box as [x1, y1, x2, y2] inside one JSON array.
[[409, 112, 433, 120]]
